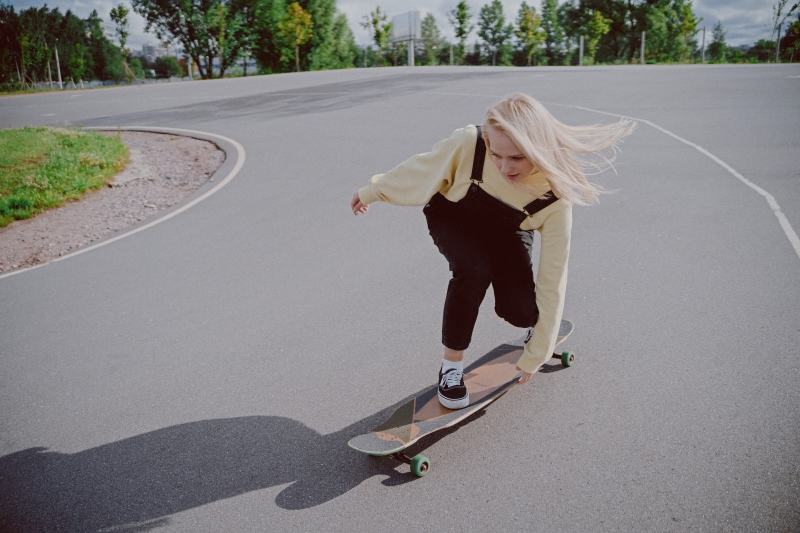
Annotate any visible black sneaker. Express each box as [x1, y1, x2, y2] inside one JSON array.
[[438, 366, 469, 409]]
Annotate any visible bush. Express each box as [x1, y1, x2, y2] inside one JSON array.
[[154, 56, 182, 78]]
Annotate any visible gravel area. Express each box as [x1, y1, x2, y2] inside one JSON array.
[[0, 131, 225, 274]]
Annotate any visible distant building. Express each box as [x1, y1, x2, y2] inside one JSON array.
[[141, 41, 171, 63]]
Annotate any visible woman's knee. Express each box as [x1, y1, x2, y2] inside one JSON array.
[[496, 301, 539, 328]]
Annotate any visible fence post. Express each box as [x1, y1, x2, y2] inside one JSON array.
[[641, 31, 645, 64], [579, 35, 584, 66], [701, 26, 706, 63]]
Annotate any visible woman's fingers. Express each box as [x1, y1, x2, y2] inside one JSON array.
[[351, 192, 368, 215], [516, 367, 533, 384]]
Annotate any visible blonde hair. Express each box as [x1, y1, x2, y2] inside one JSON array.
[[483, 93, 635, 206]]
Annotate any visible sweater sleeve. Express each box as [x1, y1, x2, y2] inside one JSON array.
[[517, 204, 573, 374], [357, 128, 473, 207]]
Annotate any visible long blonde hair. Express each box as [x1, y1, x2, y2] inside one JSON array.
[[483, 93, 635, 206]]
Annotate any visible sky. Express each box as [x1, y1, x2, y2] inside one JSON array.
[[6, 0, 786, 51]]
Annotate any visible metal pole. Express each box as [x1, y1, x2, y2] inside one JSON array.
[[54, 39, 63, 88], [450, 43, 453, 65], [408, 39, 414, 66], [776, 23, 781, 62], [701, 26, 706, 63], [364, 45, 368, 68], [640, 31, 645, 64], [579, 35, 584, 66], [407, 12, 415, 67]]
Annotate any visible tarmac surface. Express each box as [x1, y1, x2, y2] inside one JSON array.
[[1, 64, 799, 532]]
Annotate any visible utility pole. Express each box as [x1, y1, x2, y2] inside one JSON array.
[[640, 31, 646, 64], [450, 43, 454, 65], [776, 23, 782, 62], [579, 35, 584, 66], [407, 11, 415, 66], [54, 39, 63, 89], [701, 26, 706, 63]]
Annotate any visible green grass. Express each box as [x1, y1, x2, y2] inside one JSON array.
[[0, 127, 128, 227]]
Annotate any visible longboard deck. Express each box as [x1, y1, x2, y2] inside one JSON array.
[[348, 320, 574, 456]]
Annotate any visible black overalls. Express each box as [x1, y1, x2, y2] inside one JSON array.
[[423, 127, 559, 351]]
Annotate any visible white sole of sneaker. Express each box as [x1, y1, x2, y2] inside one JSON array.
[[438, 392, 469, 410]]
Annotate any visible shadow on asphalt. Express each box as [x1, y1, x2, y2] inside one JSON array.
[[0, 342, 563, 531]]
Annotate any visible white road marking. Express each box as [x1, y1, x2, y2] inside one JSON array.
[[0, 127, 245, 281], [569, 104, 800, 262]]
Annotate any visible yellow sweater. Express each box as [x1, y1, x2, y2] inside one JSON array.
[[358, 125, 572, 374]]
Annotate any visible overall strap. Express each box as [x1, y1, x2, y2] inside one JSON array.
[[522, 193, 559, 217], [470, 126, 486, 184]]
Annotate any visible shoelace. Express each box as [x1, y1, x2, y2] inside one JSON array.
[[440, 370, 463, 389]]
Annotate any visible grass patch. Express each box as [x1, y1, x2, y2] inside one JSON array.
[[0, 127, 128, 227]]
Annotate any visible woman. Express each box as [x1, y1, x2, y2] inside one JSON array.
[[350, 93, 634, 409]]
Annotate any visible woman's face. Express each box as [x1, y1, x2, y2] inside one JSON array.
[[486, 127, 536, 183]]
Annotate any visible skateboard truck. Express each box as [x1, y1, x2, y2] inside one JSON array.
[[391, 452, 431, 477]]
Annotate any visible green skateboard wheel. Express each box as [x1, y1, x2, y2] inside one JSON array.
[[410, 455, 430, 477], [561, 351, 575, 367]]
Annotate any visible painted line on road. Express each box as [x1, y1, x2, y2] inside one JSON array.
[[567, 104, 800, 262], [0, 127, 246, 281]]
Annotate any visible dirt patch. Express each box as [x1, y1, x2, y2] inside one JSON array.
[[0, 131, 225, 273]]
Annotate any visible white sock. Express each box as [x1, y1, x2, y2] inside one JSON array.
[[441, 359, 463, 374]]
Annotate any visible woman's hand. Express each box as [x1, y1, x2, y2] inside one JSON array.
[[351, 192, 368, 215], [516, 367, 534, 385]]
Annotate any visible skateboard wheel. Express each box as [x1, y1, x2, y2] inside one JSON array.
[[561, 351, 575, 367], [410, 455, 430, 477]]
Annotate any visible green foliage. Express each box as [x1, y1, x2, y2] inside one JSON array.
[[279, 2, 313, 70], [540, 0, 565, 65], [516, 3, 545, 66], [707, 20, 727, 61], [585, 10, 611, 62], [129, 57, 144, 77], [109, 3, 130, 57], [0, 5, 130, 84], [448, 1, 474, 64], [360, 6, 392, 65], [0, 127, 127, 227], [154, 55, 181, 77], [132, 0, 258, 78], [478, 0, 514, 65], [421, 13, 445, 65]]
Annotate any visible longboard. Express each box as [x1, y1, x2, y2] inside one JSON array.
[[348, 320, 575, 476]]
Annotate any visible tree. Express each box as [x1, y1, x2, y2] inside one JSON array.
[[540, 0, 565, 65], [421, 13, 444, 65], [154, 55, 181, 77], [478, 0, 513, 65], [677, 0, 700, 62], [360, 6, 391, 65], [131, 0, 256, 79], [108, 3, 130, 57], [448, 0, 474, 65], [707, 20, 726, 62], [585, 10, 611, 63], [516, 2, 545, 66], [279, 2, 313, 71]]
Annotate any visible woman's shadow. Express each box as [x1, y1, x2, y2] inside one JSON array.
[[0, 342, 562, 532]]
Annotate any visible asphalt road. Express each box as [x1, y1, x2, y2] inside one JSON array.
[[1, 65, 799, 532]]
